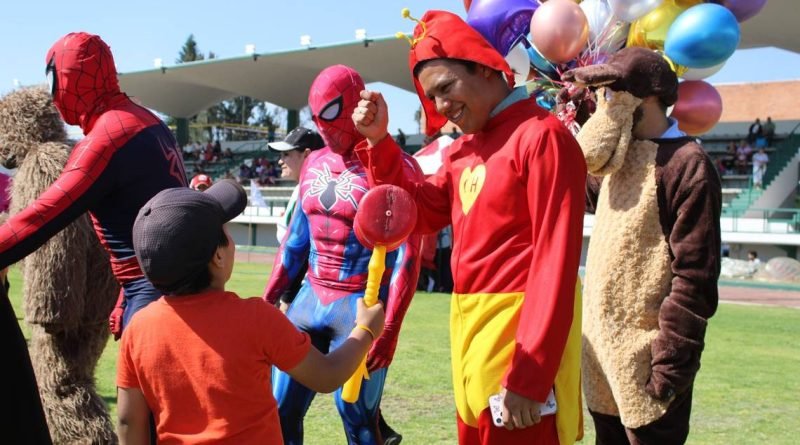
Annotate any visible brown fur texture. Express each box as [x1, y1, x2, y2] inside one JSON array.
[[577, 89, 641, 176], [562, 47, 679, 107], [582, 138, 673, 428], [1, 87, 118, 444]]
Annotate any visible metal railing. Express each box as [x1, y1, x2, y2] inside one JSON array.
[[721, 207, 800, 234]]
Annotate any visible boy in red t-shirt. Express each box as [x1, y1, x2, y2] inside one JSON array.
[[116, 179, 384, 444]]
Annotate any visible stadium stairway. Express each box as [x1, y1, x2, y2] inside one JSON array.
[[723, 132, 800, 217]]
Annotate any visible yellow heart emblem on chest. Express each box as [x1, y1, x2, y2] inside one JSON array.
[[458, 164, 486, 215]]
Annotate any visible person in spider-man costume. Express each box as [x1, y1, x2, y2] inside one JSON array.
[[263, 65, 422, 445], [0, 31, 187, 385]]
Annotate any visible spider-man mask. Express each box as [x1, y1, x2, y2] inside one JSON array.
[[309, 65, 365, 154], [45, 32, 121, 130]]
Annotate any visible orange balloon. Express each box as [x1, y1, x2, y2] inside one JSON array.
[[627, 0, 696, 51], [671, 80, 723, 136], [530, 0, 590, 63]]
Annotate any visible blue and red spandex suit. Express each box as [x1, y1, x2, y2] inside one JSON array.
[[263, 65, 422, 445], [0, 32, 187, 329]]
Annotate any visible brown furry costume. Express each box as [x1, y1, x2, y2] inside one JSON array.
[[562, 48, 721, 438], [0, 87, 119, 444]]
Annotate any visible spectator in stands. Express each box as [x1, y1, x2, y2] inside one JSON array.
[[764, 117, 776, 147], [736, 139, 753, 174], [237, 163, 252, 184], [213, 140, 222, 158], [223, 147, 234, 160], [747, 250, 761, 274], [747, 118, 763, 144], [752, 147, 769, 189], [190, 174, 213, 191], [719, 141, 737, 175], [183, 140, 195, 159]]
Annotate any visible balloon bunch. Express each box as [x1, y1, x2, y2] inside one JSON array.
[[464, 0, 768, 135]]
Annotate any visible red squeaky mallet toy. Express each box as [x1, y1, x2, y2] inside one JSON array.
[[341, 184, 417, 403]]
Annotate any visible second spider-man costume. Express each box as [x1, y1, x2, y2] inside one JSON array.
[[263, 65, 422, 445], [0, 34, 187, 439]]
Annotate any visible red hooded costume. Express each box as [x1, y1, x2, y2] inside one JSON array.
[[357, 10, 585, 445]]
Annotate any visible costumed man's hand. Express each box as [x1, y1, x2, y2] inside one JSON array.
[[353, 90, 389, 146], [365, 327, 397, 372], [109, 289, 125, 340], [500, 388, 542, 430]]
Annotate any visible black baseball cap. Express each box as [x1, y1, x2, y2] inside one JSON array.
[[132, 179, 247, 293], [268, 126, 325, 152]]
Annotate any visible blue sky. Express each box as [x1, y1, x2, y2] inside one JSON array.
[[3, 0, 798, 135]]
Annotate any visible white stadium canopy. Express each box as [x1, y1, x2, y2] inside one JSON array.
[[118, 1, 800, 118]]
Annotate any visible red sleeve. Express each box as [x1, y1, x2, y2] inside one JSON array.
[[367, 154, 424, 371], [0, 134, 113, 269], [355, 137, 451, 234], [502, 125, 586, 402]]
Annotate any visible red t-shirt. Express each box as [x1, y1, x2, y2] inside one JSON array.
[[117, 290, 310, 444]]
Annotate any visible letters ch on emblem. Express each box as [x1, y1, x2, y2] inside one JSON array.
[[458, 164, 486, 215]]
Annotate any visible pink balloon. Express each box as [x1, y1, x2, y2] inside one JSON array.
[[530, 0, 589, 63], [671, 80, 723, 136]]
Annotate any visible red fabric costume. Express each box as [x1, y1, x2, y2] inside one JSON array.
[[356, 10, 586, 445]]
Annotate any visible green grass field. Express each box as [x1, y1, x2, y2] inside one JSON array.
[[10, 262, 800, 444]]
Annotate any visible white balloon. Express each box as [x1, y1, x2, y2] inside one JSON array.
[[608, 0, 663, 22], [581, 0, 630, 52], [505, 42, 532, 87], [581, 0, 613, 42], [681, 61, 726, 81]]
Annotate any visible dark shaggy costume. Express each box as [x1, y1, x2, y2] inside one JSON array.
[[563, 47, 721, 444], [0, 87, 119, 444]]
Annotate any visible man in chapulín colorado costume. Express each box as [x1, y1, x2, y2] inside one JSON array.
[[561, 46, 722, 445], [353, 9, 585, 445]]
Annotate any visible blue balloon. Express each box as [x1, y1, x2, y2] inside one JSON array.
[[467, 0, 539, 56], [526, 41, 559, 79], [665, 4, 740, 69]]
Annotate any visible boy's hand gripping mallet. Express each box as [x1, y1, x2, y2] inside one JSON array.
[[341, 184, 417, 403]]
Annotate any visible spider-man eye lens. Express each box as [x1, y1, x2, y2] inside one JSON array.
[[318, 96, 343, 122], [45, 57, 57, 97]]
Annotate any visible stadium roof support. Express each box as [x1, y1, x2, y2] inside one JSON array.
[[118, 36, 414, 118], [118, 1, 799, 119]]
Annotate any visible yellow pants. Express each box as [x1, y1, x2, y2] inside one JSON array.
[[450, 283, 583, 445]]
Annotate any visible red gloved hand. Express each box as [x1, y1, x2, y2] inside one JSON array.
[[109, 306, 123, 340]]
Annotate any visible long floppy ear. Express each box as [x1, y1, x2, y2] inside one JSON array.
[[561, 65, 623, 88]]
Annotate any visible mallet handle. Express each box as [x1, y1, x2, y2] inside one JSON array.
[[341, 245, 386, 403]]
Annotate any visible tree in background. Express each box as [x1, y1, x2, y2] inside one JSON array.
[[168, 35, 288, 144]]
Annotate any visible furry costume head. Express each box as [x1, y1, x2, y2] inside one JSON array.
[[561, 47, 678, 176], [562, 47, 678, 106], [0, 86, 66, 169]]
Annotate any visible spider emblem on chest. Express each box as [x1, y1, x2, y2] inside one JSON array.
[[304, 163, 368, 211]]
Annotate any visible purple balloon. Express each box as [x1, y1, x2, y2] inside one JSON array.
[[467, 0, 540, 56], [710, 0, 768, 22]]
